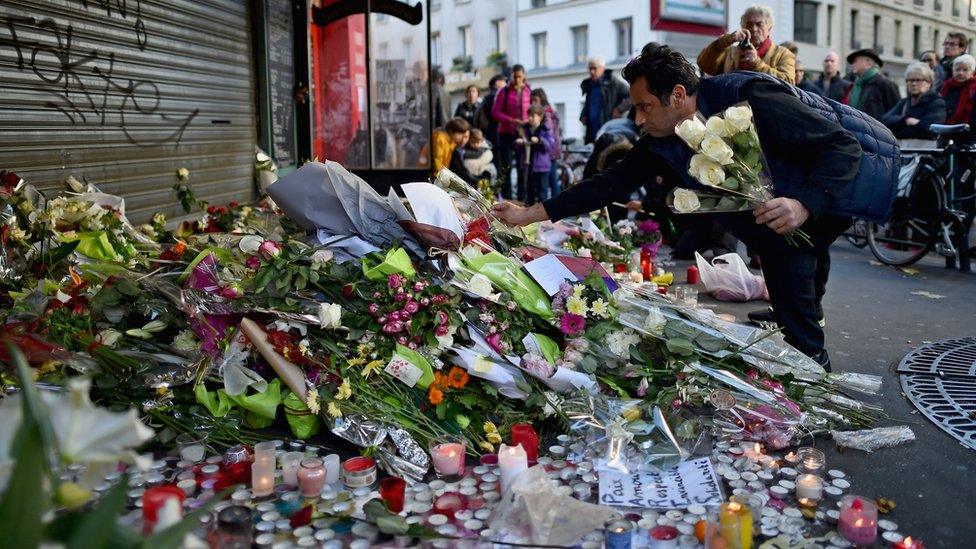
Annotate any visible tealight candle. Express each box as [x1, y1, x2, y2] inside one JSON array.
[[796, 447, 826, 476], [838, 496, 877, 546], [251, 441, 276, 498], [893, 535, 925, 549], [782, 451, 799, 465], [430, 436, 466, 479], [795, 474, 823, 501]]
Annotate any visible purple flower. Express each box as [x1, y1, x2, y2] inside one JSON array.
[[219, 284, 242, 300], [640, 241, 662, 258], [258, 240, 282, 260], [507, 301, 517, 311], [367, 303, 380, 315], [373, 291, 382, 299], [388, 273, 406, 289], [397, 335, 408, 345], [389, 311, 402, 322], [637, 219, 660, 234], [420, 297, 431, 307], [408, 341, 418, 350], [486, 333, 503, 354], [404, 300, 419, 314], [557, 282, 574, 298], [413, 281, 425, 292], [435, 310, 449, 325], [378, 316, 388, 324], [435, 324, 449, 336], [559, 313, 586, 336], [394, 292, 409, 302], [245, 255, 261, 269], [636, 377, 649, 397]]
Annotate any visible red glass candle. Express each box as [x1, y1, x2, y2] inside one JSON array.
[[142, 485, 186, 534], [379, 477, 407, 513], [687, 265, 700, 285], [433, 491, 468, 519], [894, 536, 925, 549], [509, 423, 539, 463]]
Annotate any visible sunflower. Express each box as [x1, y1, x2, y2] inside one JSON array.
[[428, 387, 444, 405], [447, 367, 469, 389]]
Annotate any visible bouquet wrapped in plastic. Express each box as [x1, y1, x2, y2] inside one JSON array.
[[668, 103, 811, 245]]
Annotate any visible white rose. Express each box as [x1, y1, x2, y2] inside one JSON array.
[[675, 117, 707, 149], [435, 333, 454, 349], [724, 105, 753, 133], [311, 249, 334, 264], [468, 273, 495, 298], [705, 115, 730, 138], [97, 329, 123, 347], [318, 303, 343, 329], [672, 188, 702, 213], [688, 155, 726, 187], [700, 135, 734, 165], [643, 307, 667, 335]]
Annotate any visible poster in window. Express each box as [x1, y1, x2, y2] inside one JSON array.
[[660, 0, 726, 27]]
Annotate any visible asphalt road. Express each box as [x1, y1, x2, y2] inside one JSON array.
[[678, 239, 976, 547]]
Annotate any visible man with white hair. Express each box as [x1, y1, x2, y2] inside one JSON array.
[[579, 56, 632, 143], [697, 5, 795, 84]]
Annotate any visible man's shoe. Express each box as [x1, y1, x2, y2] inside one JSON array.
[[747, 307, 825, 327], [813, 349, 832, 373]]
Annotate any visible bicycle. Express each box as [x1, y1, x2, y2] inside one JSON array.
[[844, 219, 869, 248], [866, 124, 976, 270]]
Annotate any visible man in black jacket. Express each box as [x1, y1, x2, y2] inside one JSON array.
[[580, 56, 632, 143], [816, 51, 848, 101], [493, 45, 886, 371], [844, 49, 900, 121]]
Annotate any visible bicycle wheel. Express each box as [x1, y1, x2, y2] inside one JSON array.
[[844, 219, 869, 248], [867, 171, 944, 266]]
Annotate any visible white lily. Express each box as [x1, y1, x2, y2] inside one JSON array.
[[0, 378, 154, 489]]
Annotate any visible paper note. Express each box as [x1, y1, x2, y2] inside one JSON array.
[[385, 354, 423, 387], [598, 457, 723, 509], [400, 183, 464, 241], [524, 254, 579, 296]]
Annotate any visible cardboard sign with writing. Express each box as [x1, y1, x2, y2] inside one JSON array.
[[597, 457, 723, 509]]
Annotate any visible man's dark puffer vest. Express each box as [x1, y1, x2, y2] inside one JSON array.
[[651, 72, 900, 223]]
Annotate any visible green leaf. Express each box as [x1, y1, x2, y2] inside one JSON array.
[[252, 268, 274, 293], [665, 337, 696, 357], [435, 402, 447, 420], [47, 240, 80, 264], [5, 343, 56, 472], [376, 515, 410, 535], [66, 476, 130, 549], [0, 420, 45, 548]]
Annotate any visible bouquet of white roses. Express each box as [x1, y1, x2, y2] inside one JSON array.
[[669, 103, 811, 246]]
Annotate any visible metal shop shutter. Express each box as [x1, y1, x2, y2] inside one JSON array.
[[0, 0, 257, 223]]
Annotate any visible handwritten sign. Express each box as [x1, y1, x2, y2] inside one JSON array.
[[524, 254, 578, 296], [598, 457, 723, 509], [375, 59, 407, 104]]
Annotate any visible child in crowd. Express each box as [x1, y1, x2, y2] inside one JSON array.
[[515, 105, 554, 205], [462, 129, 497, 184]]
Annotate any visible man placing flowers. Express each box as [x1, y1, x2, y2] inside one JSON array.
[[493, 45, 899, 372]]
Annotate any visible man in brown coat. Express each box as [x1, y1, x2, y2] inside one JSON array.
[[697, 5, 795, 84]]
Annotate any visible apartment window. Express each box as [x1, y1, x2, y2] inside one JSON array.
[[849, 10, 859, 49], [431, 32, 441, 66], [913, 24, 922, 57], [491, 19, 508, 53], [952, 0, 959, 16], [459, 25, 473, 59], [827, 5, 835, 45], [531, 0, 545, 7], [914, 0, 924, 6], [934, 29, 941, 52], [533, 32, 548, 68], [895, 20, 903, 56], [571, 25, 588, 65], [794, 1, 818, 43], [614, 17, 633, 58], [872, 15, 881, 51], [555, 103, 566, 128]]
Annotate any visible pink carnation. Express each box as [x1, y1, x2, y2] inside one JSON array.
[[245, 255, 261, 269], [637, 219, 660, 234], [388, 273, 406, 289]]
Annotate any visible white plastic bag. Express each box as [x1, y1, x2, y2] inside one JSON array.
[[695, 252, 768, 302]]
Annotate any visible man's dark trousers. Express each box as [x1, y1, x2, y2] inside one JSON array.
[[716, 212, 853, 366]]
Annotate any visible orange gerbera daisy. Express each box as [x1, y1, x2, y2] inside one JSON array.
[[447, 367, 469, 389], [428, 387, 444, 405], [433, 371, 445, 389]]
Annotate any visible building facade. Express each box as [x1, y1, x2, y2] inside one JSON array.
[[792, 0, 975, 85]]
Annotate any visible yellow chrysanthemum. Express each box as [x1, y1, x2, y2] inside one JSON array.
[[566, 295, 588, 316], [362, 359, 384, 379], [483, 420, 499, 435], [479, 440, 495, 453], [487, 431, 503, 445], [347, 357, 366, 368], [572, 284, 584, 298], [327, 401, 343, 418], [336, 378, 352, 400], [590, 298, 609, 318], [306, 387, 320, 415]]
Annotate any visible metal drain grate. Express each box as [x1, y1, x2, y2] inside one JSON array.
[[896, 337, 976, 378], [898, 338, 976, 451]]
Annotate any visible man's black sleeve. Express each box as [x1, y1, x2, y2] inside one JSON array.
[[542, 136, 671, 221], [742, 80, 862, 218]]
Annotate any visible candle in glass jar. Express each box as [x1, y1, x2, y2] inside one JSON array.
[[795, 474, 823, 501], [838, 496, 877, 546], [430, 437, 466, 478], [251, 441, 276, 498], [298, 458, 326, 497], [893, 536, 926, 549], [498, 443, 528, 494], [281, 451, 304, 486], [323, 454, 341, 485], [719, 499, 753, 549]]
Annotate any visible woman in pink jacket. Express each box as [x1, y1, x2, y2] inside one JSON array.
[[491, 64, 531, 201]]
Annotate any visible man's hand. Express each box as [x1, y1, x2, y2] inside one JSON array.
[[626, 200, 644, 211], [741, 47, 759, 68], [492, 202, 549, 227], [530, 137, 539, 144], [754, 197, 810, 234], [729, 29, 750, 43], [515, 138, 525, 145], [905, 117, 920, 126]]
